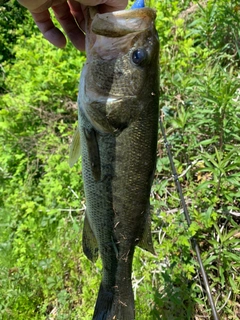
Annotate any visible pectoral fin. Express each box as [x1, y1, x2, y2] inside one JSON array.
[[137, 213, 155, 255], [69, 126, 81, 168], [84, 128, 101, 181], [82, 213, 99, 262]]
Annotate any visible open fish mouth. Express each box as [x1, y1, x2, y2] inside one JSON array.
[[86, 7, 157, 59], [90, 7, 156, 37]]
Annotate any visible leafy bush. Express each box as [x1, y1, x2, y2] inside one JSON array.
[[0, 15, 87, 318], [0, 0, 37, 92]]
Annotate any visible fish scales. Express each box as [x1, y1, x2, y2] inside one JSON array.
[[70, 5, 159, 320]]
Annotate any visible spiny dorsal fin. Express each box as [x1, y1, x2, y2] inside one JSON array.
[[69, 126, 81, 168]]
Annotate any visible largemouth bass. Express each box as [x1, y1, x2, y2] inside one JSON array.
[[70, 4, 159, 320]]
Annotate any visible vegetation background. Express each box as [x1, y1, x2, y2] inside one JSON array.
[[0, 0, 239, 319]]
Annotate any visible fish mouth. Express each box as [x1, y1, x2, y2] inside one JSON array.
[[86, 7, 156, 58], [90, 7, 156, 37]]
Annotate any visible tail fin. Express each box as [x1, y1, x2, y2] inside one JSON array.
[[93, 283, 135, 320]]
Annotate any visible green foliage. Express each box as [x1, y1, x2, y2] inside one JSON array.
[[0, 9, 87, 319], [0, 1, 30, 62], [0, 1, 240, 319], [151, 1, 240, 318], [0, 0, 36, 92]]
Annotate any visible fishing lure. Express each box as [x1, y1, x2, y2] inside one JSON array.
[[131, 0, 145, 9]]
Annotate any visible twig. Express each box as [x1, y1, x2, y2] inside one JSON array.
[[229, 210, 240, 217], [159, 117, 220, 320], [215, 290, 232, 314], [167, 159, 199, 181], [67, 186, 79, 199], [58, 208, 85, 212]]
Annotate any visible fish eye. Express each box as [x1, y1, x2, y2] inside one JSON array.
[[131, 48, 148, 67]]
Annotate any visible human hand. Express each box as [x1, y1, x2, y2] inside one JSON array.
[[17, 0, 128, 51]]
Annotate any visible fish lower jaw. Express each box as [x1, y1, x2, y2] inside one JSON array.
[[85, 90, 136, 104]]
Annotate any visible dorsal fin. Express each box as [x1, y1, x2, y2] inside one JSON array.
[[69, 126, 81, 168]]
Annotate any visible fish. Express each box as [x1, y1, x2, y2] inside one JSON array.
[[69, 3, 159, 319]]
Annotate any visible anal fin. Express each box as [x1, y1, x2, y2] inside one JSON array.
[[82, 213, 99, 262], [137, 213, 155, 255]]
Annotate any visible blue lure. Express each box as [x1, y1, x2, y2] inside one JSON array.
[[131, 0, 145, 9]]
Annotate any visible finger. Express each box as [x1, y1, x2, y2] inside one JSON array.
[[100, 0, 128, 12], [52, 2, 85, 51], [74, 0, 128, 12], [17, 0, 52, 12], [31, 10, 67, 48], [68, 0, 86, 32]]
